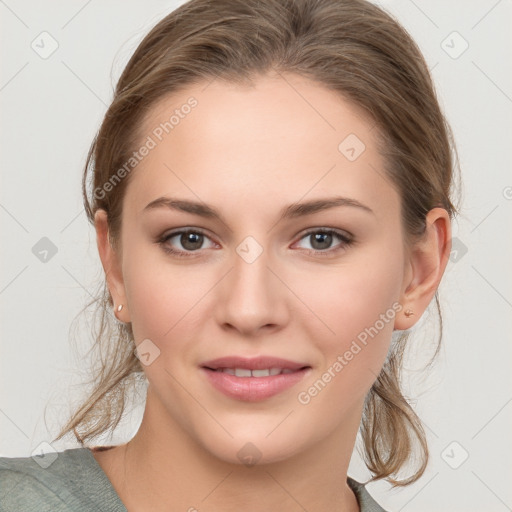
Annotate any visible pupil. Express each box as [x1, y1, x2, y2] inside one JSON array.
[[182, 232, 202, 250], [312, 232, 331, 250]]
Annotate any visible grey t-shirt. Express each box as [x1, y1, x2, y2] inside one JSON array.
[[0, 448, 388, 511]]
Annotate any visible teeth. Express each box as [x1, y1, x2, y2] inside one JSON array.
[[217, 367, 294, 377], [252, 369, 270, 377], [234, 368, 252, 377]]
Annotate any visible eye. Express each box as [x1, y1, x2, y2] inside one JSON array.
[[294, 228, 353, 256], [157, 227, 353, 258], [158, 229, 216, 257]]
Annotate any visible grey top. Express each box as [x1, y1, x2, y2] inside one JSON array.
[[0, 448, 388, 511]]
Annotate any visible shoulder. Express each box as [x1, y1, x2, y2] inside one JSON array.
[[0, 448, 126, 512], [347, 476, 390, 512]]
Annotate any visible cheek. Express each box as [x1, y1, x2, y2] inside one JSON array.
[[296, 241, 404, 397], [121, 242, 211, 344], [303, 246, 403, 345]]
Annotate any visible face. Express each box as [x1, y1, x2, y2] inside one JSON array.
[[109, 72, 410, 465]]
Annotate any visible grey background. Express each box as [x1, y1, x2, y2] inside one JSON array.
[[1, 1, 511, 510]]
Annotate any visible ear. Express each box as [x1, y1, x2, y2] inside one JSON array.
[[94, 209, 131, 323], [394, 207, 452, 330]]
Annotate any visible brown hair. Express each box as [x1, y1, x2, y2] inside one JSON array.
[[57, 0, 459, 487]]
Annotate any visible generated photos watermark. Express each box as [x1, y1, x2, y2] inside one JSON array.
[[93, 96, 198, 200], [297, 301, 403, 405]]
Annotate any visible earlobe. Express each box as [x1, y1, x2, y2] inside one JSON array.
[[94, 209, 131, 323], [394, 208, 451, 330]]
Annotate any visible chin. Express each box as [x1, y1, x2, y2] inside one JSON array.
[[190, 418, 314, 468]]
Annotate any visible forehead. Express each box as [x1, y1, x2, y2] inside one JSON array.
[[124, 72, 400, 223]]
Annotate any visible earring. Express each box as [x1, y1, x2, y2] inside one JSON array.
[[404, 309, 414, 317], [116, 304, 123, 312]]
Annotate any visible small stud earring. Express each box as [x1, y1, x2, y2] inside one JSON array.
[[117, 304, 123, 312], [404, 309, 414, 317]]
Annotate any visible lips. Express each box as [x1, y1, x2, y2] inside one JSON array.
[[201, 356, 309, 372], [200, 356, 311, 401]]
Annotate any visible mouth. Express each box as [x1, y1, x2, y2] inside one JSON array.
[[206, 367, 301, 377], [200, 356, 311, 401]]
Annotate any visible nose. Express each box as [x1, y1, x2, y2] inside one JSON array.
[[215, 243, 289, 337]]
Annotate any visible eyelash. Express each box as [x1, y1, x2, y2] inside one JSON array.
[[157, 228, 354, 259]]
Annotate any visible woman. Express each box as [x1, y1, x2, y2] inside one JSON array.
[[0, 0, 457, 510]]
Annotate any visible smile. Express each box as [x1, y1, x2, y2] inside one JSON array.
[[200, 356, 311, 401], [210, 368, 296, 377]]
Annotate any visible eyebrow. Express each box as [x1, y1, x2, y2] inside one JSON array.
[[143, 195, 374, 224]]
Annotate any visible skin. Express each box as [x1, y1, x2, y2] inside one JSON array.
[[93, 71, 451, 511]]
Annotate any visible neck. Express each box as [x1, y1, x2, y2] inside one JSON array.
[[94, 390, 362, 512]]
